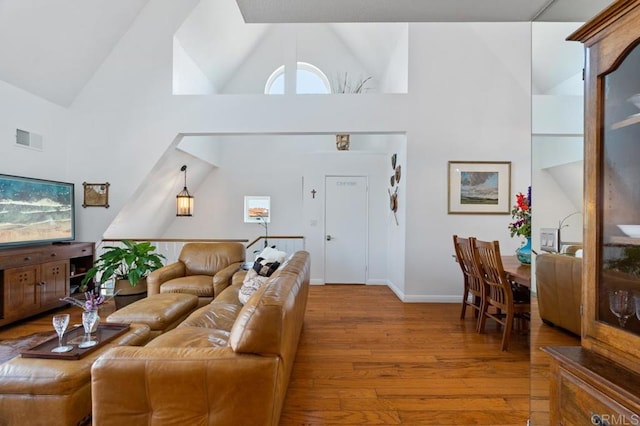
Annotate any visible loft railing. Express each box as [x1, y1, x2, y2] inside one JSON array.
[[98, 236, 305, 265], [98, 238, 249, 265], [245, 235, 306, 258]]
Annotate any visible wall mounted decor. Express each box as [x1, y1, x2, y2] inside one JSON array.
[[388, 187, 399, 225], [244, 196, 270, 223], [82, 182, 110, 208], [388, 153, 401, 225], [447, 161, 511, 214], [335, 134, 350, 151]]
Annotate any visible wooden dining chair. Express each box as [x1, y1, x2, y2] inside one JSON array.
[[475, 239, 531, 351], [453, 235, 485, 331]]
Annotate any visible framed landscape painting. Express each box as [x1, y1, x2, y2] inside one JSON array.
[[447, 161, 511, 214], [244, 196, 271, 223]]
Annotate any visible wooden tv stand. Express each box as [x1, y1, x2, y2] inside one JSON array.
[[0, 242, 94, 327]]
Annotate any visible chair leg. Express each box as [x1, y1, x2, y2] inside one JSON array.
[[460, 287, 469, 320], [477, 301, 488, 334], [501, 311, 514, 351]]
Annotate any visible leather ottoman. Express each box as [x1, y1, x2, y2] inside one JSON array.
[[0, 323, 150, 426], [106, 293, 198, 339]]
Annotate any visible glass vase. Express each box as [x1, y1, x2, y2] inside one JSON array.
[[516, 237, 532, 265]]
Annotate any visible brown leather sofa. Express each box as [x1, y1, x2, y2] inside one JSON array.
[[147, 242, 245, 308], [91, 251, 310, 426], [535, 252, 582, 335]]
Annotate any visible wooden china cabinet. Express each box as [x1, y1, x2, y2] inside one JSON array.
[[543, 1, 640, 425]]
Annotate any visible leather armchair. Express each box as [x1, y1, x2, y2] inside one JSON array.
[[535, 253, 582, 335], [147, 242, 245, 307]]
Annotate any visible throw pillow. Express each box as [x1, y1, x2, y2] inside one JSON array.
[[239, 269, 268, 305], [256, 247, 287, 264], [253, 257, 280, 277]]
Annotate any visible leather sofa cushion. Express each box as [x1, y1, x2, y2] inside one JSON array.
[[179, 302, 243, 330], [159, 275, 214, 297], [106, 293, 198, 333], [179, 242, 245, 276], [146, 326, 231, 348]]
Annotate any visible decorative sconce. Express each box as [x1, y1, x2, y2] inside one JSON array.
[[176, 165, 194, 217]]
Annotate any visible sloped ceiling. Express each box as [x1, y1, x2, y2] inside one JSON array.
[[175, 0, 269, 93], [532, 22, 584, 95], [0, 0, 614, 107], [0, 0, 150, 107]]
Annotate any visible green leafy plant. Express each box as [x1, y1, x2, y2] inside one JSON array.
[[81, 240, 165, 289], [606, 246, 640, 277]]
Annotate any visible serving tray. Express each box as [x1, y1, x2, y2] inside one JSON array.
[[21, 323, 130, 360]]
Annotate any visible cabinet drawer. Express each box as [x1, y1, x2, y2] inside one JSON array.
[[0, 251, 42, 269], [558, 370, 639, 426], [41, 243, 93, 260]]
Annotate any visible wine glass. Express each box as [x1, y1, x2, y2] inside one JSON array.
[[78, 311, 99, 349], [609, 289, 635, 328], [51, 314, 73, 353]]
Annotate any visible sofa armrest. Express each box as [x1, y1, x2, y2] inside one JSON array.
[[213, 262, 242, 296], [91, 346, 280, 426], [147, 262, 186, 296]]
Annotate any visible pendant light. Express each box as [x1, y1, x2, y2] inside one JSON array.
[[176, 165, 194, 216]]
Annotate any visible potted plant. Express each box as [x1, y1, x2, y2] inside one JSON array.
[[81, 240, 165, 309]]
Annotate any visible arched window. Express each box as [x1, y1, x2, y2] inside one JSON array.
[[265, 65, 285, 95], [264, 62, 331, 95]]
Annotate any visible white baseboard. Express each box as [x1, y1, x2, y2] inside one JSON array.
[[386, 279, 460, 303], [309, 278, 461, 302]]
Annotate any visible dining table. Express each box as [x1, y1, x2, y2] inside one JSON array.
[[501, 255, 531, 288]]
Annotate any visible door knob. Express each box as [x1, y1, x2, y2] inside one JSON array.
[[326, 235, 332, 241]]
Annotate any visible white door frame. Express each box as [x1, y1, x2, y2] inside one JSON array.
[[324, 174, 369, 284]]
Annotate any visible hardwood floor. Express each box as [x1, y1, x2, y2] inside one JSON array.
[[0, 284, 579, 425], [281, 285, 556, 426], [529, 298, 580, 425]]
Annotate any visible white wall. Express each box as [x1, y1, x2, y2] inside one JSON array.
[[1, 0, 532, 302], [402, 23, 532, 301], [0, 80, 71, 182], [385, 134, 407, 296]]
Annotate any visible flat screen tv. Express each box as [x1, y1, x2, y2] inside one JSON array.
[[0, 174, 75, 248]]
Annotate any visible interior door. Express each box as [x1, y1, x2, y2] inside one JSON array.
[[324, 176, 368, 284]]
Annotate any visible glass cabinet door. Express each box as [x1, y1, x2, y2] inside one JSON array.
[[600, 43, 640, 334]]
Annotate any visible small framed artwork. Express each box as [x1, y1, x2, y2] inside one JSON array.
[[447, 161, 511, 214], [82, 182, 110, 208], [244, 196, 270, 223]]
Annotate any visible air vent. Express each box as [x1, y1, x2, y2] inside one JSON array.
[[16, 129, 43, 151]]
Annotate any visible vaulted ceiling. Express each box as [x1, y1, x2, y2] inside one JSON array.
[[0, 0, 613, 106]]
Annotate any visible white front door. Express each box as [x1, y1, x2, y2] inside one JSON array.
[[324, 176, 368, 284]]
